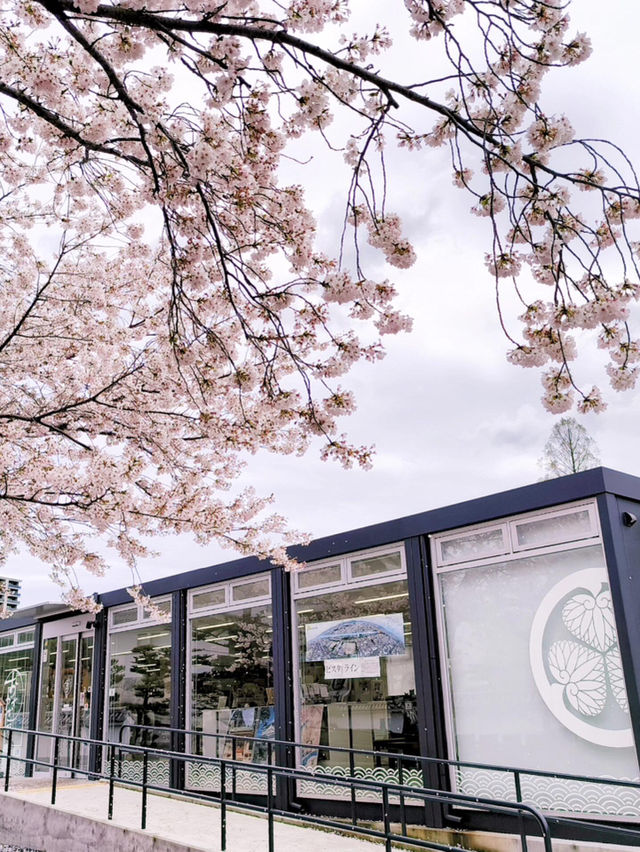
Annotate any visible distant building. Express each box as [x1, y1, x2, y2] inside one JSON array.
[[0, 577, 20, 612]]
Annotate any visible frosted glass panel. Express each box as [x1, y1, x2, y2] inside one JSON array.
[[351, 552, 402, 578], [143, 599, 171, 619], [438, 544, 639, 813], [112, 607, 137, 626], [298, 563, 342, 589], [514, 509, 593, 549], [232, 577, 270, 602], [192, 588, 226, 610], [439, 527, 506, 565]]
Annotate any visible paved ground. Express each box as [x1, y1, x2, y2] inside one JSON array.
[[5, 779, 400, 852]]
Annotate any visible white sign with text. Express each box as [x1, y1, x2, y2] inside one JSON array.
[[324, 656, 381, 679]]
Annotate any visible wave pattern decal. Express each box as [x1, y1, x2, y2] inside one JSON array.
[[455, 767, 640, 816]]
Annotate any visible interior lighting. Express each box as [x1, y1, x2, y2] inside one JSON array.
[[355, 592, 408, 605]]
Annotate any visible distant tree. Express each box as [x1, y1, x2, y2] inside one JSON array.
[[540, 418, 600, 479]]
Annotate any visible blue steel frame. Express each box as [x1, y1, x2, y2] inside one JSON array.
[[3, 466, 640, 840]]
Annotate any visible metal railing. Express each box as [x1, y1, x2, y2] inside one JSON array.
[[120, 722, 640, 812], [115, 722, 640, 847], [0, 726, 554, 852]]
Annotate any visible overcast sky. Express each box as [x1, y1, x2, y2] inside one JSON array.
[[12, 0, 640, 607]]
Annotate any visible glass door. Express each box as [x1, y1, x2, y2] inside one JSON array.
[[35, 617, 94, 774]]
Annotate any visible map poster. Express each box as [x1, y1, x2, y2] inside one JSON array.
[[304, 613, 405, 662]]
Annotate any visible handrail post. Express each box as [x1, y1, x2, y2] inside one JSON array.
[[399, 758, 407, 837], [141, 750, 149, 830], [232, 737, 237, 800], [4, 728, 13, 792], [382, 784, 392, 852], [514, 770, 528, 852], [349, 749, 357, 826], [267, 764, 274, 852], [220, 758, 227, 852], [108, 745, 115, 821], [51, 736, 60, 805]]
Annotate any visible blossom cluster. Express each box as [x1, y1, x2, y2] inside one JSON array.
[[0, 0, 637, 607]]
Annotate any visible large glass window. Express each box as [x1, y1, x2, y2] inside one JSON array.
[[106, 598, 172, 787], [293, 548, 420, 797], [187, 574, 273, 792], [0, 630, 35, 777], [432, 501, 640, 817], [107, 623, 171, 743]]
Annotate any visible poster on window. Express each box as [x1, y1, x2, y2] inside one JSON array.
[[299, 705, 324, 769], [305, 613, 405, 662], [222, 707, 256, 762], [252, 706, 276, 764]]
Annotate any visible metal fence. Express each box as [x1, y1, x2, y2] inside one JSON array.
[[0, 726, 555, 852], [114, 722, 640, 848], [120, 722, 640, 820]]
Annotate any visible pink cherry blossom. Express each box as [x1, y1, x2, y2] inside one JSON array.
[[0, 0, 638, 607]]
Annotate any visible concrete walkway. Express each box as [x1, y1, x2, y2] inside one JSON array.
[[3, 779, 638, 852], [0, 779, 404, 852]]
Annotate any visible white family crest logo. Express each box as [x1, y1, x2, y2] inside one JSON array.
[[530, 568, 632, 748]]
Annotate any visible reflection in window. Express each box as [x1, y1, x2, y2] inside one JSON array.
[[0, 647, 33, 730], [190, 605, 274, 763], [296, 579, 418, 772], [107, 624, 172, 749], [0, 644, 34, 776]]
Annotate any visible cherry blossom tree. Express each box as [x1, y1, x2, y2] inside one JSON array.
[[0, 0, 639, 608]]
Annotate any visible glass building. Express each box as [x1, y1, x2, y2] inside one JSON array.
[[3, 467, 640, 835]]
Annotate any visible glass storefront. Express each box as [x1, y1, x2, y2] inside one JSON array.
[[293, 548, 421, 798], [106, 599, 171, 787], [187, 574, 273, 792], [5, 477, 640, 832], [0, 632, 35, 777], [432, 501, 640, 816]]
